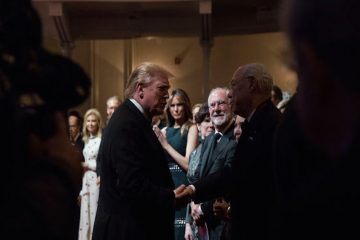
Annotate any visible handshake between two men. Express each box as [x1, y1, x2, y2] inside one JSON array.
[[173, 184, 195, 208]]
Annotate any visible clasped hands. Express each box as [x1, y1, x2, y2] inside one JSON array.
[[173, 184, 195, 209]]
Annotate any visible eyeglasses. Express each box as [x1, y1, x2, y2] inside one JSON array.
[[209, 100, 228, 109]]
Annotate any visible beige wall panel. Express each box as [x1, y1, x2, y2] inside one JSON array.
[[132, 37, 204, 106], [91, 40, 125, 120], [71, 40, 92, 115], [212, 32, 297, 95], [43, 32, 297, 119], [133, 38, 202, 104]]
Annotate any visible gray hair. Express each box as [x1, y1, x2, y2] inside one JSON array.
[[207, 87, 231, 106], [240, 63, 273, 98], [124, 62, 173, 99], [106, 95, 121, 106]]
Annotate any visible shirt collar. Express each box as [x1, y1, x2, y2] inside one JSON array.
[[215, 118, 234, 136], [130, 98, 145, 115]]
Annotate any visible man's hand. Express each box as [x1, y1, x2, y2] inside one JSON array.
[[174, 185, 193, 209]]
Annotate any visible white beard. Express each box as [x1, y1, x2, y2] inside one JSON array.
[[212, 115, 227, 127]]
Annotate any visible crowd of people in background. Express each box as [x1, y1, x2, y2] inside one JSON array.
[[2, 0, 360, 240]]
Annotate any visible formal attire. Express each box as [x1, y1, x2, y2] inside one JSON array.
[[165, 126, 189, 240], [72, 135, 84, 153], [193, 99, 281, 240], [271, 96, 360, 240], [194, 123, 237, 240], [78, 135, 101, 240], [93, 99, 175, 240]]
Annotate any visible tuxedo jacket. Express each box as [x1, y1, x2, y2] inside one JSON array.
[[193, 99, 281, 240], [93, 99, 175, 240]]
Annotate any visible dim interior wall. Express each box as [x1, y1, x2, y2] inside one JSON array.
[[132, 37, 204, 105], [212, 32, 297, 94], [90, 40, 125, 121], [43, 32, 297, 120]]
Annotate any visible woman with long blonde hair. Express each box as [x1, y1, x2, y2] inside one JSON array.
[[78, 108, 103, 240]]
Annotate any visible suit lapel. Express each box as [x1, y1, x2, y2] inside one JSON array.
[[201, 122, 235, 176], [124, 99, 165, 160], [212, 136, 230, 160], [199, 133, 216, 176]]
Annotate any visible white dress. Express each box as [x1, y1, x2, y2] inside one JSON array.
[[78, 135, 101, 240]]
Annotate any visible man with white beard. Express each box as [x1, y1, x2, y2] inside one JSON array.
[[189, 87, 237, 240]]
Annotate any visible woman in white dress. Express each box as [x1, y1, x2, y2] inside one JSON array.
[[78, 108, 103, 240]]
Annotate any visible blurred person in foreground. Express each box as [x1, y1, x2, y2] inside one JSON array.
[[0, 0, 90, 239], [271, 0, 360, 239], [93, 62, 188, 240]]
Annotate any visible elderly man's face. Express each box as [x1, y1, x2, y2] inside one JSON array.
[[142, 76, 170, 117], [208, 89, 232, 131], [229, 67, 251, 118], [107, 99, 121, 120]]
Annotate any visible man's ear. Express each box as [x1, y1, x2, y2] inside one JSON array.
[[135, 82, 145, 99], [247, 77, 256, 93]]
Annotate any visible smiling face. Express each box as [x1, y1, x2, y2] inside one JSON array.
[[208, 88, 233, 132], [85, 114, 99, 135]]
